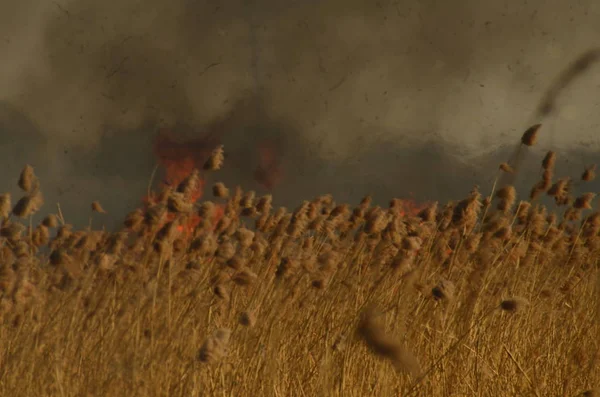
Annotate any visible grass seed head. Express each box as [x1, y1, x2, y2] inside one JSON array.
[[357, 307, 421, 376], [499, 162, 514, 173], [432, 279, 456, 301], [239, 310, 257, 327], [582, 165, 596, 182], [213, 182, 229, 199], [41, 214, 59, 228], [548, 178, 570, 200], [18, 165, 38, 192], [574, 193, 596, 210], [176, 169, 201, 198], [232, 267, 257, 286], [214, 284, 230, 301], [582, 389, 598, 397], [542, 151, 556, 170], [500, 297, 529, 313], [0, 194, 11, 219], [417, 202, 437, 223], [198, 328, 231, 363], [12, 190, 44, 218], [521, 124, 541, 146], [204, 145, 225, 171], [91, 201, 107, 214]]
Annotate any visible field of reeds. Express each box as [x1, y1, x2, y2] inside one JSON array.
[[0, 125, 599, 397]]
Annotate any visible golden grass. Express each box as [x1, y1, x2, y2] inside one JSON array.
[[0, 129, 599, 396]]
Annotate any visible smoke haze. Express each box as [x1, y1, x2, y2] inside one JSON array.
[[1, 0, 600, 228]]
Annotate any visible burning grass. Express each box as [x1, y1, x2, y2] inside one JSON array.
[[0, 125, 599, 396]]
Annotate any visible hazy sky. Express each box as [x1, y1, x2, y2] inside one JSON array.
[[1, 0, 599, 227]]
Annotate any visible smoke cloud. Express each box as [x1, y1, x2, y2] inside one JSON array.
[[1, 0, 600, 228]]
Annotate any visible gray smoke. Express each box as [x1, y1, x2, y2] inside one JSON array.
[[1, 0, 600, 229]]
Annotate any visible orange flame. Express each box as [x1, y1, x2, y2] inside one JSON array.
[[138, 131, 224, 238], [397, 199, 427, 218], [142, 130, 427, 237], [144, 131, 285, 238]]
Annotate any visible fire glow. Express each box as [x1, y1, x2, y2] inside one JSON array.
[[395, 196, 428, 218], [142, 131, 220, 236], [142, 130, 285, 237], [142, 129, 427, 237]]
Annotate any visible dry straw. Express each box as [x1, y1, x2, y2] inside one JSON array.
[[0, 107, 598, 397]]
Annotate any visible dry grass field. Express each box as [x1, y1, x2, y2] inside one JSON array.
[[0, 126, 599, 396]]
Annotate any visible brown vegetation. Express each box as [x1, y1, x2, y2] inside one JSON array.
[[0, 125, 599, 396]]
